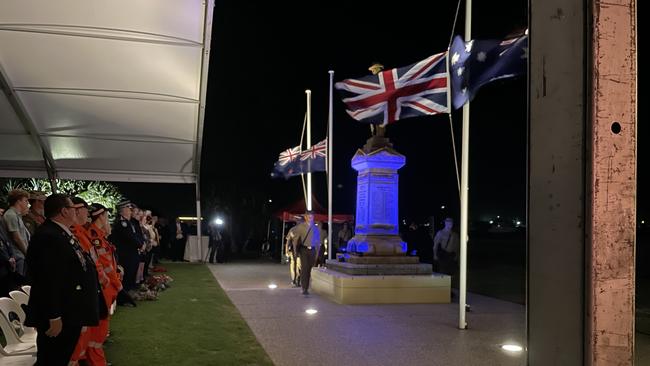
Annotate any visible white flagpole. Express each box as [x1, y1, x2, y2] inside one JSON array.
[[306, 90, 313, 212], [327, 71, 334, 261], [459, 0, 472, 330]]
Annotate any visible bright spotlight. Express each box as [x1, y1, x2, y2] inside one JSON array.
[[489, 220, 494, 224], [516, 221, 521, 226], [305, 308, 318, 315], [501, 344, 523, 352], [268, 284, 278, 289], [214, 218, 224, 226], [441, 205, 445, 209], [268, 199, 273, 203]]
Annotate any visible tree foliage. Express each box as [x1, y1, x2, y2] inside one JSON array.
[[1, 178, 123, 212]]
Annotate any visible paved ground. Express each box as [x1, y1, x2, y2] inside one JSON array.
[[208, 261, 526, 366]]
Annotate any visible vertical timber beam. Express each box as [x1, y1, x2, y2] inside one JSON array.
[[530, 0, 637, 364], [528, 0, 587, 364], [586, 0, 636, 365]]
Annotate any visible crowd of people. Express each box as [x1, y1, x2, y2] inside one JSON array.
[[0, 189, 175, 365]]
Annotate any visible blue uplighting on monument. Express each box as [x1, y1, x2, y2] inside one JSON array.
[[349, 148, 407, 253]]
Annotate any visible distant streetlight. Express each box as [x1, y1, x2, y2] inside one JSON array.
[[441, 205, 446, 209], [489, 220, 494, 224], [642, 220, 646, 225], [268, 199, 273, 203], [214, 218, 224, 226], [516, 221, 521, 226]]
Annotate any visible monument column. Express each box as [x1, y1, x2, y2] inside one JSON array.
[[347, 146, 406, 256]]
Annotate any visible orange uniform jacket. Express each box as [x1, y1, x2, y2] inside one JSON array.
[[86, 223, 123, 307]]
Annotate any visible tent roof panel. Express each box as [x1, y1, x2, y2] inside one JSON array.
[[0, 134, 42, 161], [18, 92, 198, 143], [0, 91, 24, 134], [0, 32, 202, 99], [0, 0, 205, 43], [45, 136, 193, 173], [0, 0, 213, 183]]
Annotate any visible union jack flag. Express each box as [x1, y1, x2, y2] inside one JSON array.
[[271, 140, 327, 179], [335, 52, 449, 125], [300, 139, 327, 161], [278, 146, 301, 166]]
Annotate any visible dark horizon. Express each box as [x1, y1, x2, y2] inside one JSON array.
[[4, 0, 645, 234], [114, 0, 647, 231]]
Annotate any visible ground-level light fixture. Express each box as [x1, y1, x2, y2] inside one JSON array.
[[500, 344, 523, 352], [305, 308, 318, 315], [268, 283, 278, 289]]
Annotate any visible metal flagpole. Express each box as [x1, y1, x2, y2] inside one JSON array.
[[195, 181, 203, 263], [459, 0, 471, 330], [327, 71, 334, 261], [305, 90, 313, 211], [299, 113, 308, 205], [281, 219, 286, 264]]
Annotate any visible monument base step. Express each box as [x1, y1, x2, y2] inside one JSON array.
[[326, 259, 432, 275], [311, 267, 451, 304], [343, 256, 420, 265]]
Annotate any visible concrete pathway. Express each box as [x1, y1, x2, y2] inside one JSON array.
[[208, 261, 526, 366]]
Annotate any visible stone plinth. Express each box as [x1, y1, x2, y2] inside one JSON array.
[[326, 260, 432, 276], [311, 267, 451, 304], [347, 147, 406, 256], [344, 256, 419, 265]]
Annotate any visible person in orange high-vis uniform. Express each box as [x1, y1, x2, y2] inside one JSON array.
[[69, 198, 110, 366], [88, 203, 123, 312]]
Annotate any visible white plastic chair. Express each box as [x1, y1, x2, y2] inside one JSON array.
[[8, 292, 28, 316], [0, 351, 36, 366], [20, 285, 30, 296], [0, 298, 37, 347], [0, 305, 36, 356], [6, 292, 37, 341]]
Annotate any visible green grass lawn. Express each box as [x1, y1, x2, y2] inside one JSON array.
[[105, 263, 273, 366]]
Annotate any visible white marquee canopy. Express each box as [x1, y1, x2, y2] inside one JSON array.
[[0, 0, 214, 183]]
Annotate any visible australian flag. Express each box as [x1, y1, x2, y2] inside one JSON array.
[[299, 139, 327, 173], [335, 52, 448, 125], [449, 33, 528, 109], [271, 139, 327, 179], [271, 145, 302, 179]]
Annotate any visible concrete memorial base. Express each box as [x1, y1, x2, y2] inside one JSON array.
[[326, 258, 431, 275], [311, 267, 451, 305]]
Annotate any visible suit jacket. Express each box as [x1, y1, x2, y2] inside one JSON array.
[[109, 216, 141, 256], [0, 218, 15, 278], [25, 219, 103, 329]]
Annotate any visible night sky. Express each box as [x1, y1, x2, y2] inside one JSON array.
[[117, 1, 646, 232]]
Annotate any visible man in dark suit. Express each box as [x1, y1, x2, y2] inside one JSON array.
[[109, 200, 141, 294], [25, 194, 103, 365], [0, 217, 17, 296]]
